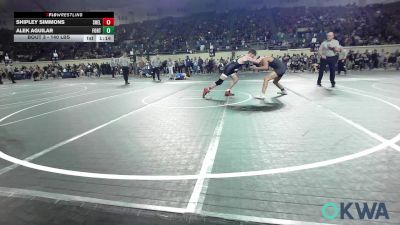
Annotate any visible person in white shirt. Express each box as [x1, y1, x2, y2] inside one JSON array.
[[151, 56, 161, 81], [119, 52, 130, 85], [167, 58, 174, 78], [110, 55, 118, 79], [317, 32, 342, 87], [5, 64, 16, 83]]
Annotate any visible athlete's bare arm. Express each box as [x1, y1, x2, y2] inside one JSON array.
[[251, 57, 269, 71], [238, 55, 260, 64]]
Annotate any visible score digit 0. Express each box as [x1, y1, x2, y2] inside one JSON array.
[[103, 26, 115, 34], [102, 18, 114, 26]]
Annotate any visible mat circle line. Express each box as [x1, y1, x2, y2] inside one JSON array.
[[0, 86, 398, 180]]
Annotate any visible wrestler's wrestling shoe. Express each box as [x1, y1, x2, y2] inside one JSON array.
[[277, 90, 288, 95], [203, 88, 210, 98], [253, 94, 265, 100], [224, 90, 235, 96]]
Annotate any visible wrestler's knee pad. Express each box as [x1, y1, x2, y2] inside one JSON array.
[[215, 79, 224, 86]]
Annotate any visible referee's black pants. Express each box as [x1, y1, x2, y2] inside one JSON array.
[[122, 66, 129, 84], [8, 72, 16, 83], [152, 67, 160, 81], [318, 56, 338, 85]]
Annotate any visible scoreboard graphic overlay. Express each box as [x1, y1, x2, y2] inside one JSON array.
[[14, 12, 114, 42]]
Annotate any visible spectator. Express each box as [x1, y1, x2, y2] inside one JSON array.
[[151, 55, 162, 81], [338, 49, 348, 75], [167, 58, 174, 77], [2, 3, 400, 61]]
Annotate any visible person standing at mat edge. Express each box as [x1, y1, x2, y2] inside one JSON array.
[[151, 55, 162, 82], [317, 32, 342, 87], [110, 54, 117, 79], [5, 64, 16, 84], [119, 52, 130, 85]]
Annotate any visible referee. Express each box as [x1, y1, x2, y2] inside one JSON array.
[[119, 52, 130, 85], [317, 32, 342, 87]]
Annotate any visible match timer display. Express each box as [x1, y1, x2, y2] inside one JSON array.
[[14, 12, 114, 42]]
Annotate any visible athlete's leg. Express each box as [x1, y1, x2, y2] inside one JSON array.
[[227, 73, 238, 90], [209, 73, 228, 90], [203, 73, 228, 98], [273, 76, 283, 90], [261, 72, 278, 94], [224, 73, 238, 96], [273, 76, 287, 95], [254, 72, 278, 99]]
